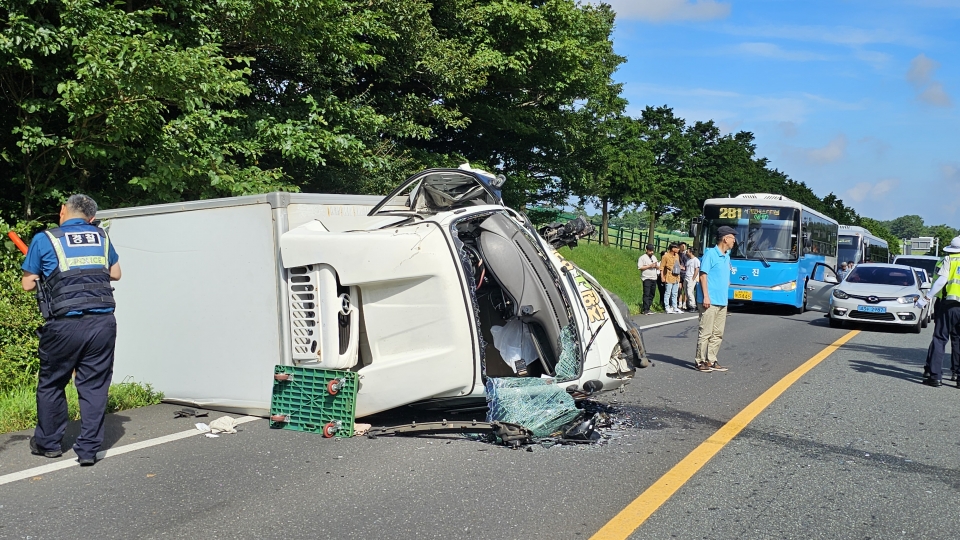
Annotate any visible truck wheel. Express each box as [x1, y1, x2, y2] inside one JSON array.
[[606, 291, 633, 320]]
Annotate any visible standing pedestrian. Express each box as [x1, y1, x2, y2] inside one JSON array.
[[917, 236, 960, 387], [838, 261, 849, 281], [21, 194, 121, 465], [661, 243, 683, 313], [637, 244, 659, 315], [684, 250, 701, 312], [677, 242, 690, 307], [694, 226, 736, 372], [656, 250, 667, 311]]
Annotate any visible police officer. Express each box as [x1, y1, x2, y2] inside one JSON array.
[[21, 194, 121, 465], [917, 236, 960, 388]]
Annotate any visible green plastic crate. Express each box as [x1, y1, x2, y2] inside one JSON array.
[[270, 365, 358, 438]]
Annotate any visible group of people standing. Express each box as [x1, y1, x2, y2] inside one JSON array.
[[637, 241, 700, 315]]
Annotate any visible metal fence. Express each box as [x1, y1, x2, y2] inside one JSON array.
[[583, 223, 677, 254]]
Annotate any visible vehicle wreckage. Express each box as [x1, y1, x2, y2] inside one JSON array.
[[97, 166, 649, 423]]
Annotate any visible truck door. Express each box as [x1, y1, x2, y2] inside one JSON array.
[[805, 262, 839, 312]]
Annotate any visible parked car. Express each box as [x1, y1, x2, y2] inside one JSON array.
[[892, 254, 940, 278], [805, 263, 928, 332]]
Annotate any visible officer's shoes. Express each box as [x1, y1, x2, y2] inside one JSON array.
[[29, 436, 63, 458], [78, 457, 97, 467]]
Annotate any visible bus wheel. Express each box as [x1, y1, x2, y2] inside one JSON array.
[[793, 288, 807, 315]]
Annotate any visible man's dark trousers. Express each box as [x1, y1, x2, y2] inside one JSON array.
[[35, 313, 117, 459], [642, 279, 657, 313], [924, 300, 960, 382]]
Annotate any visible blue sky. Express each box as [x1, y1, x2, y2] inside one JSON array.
[[601, 0, 960, 226]]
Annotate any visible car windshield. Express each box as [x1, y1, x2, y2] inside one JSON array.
[[845, 267, 916, 286], [894, 257, 938, 276]]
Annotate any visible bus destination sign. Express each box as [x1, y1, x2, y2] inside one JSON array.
[[712, 207, 785, 221]]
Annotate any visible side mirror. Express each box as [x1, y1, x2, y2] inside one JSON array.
[[689, 216, 703, 240]]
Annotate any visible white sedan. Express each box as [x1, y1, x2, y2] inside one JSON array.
[[824, 263, 927, 332]]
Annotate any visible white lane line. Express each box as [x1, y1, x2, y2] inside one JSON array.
[[638, 315, 698, 330], [0, 416, 259, 486]]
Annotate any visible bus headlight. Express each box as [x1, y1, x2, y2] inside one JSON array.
[[898, 294, 919, 304], [833, 289, 849, 300], [770, 281, 797, 291]]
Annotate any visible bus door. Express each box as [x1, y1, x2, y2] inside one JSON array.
[[805, 263, 839, 312]]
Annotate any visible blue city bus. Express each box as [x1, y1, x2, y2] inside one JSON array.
[[693, 194, 839, 312], [838, 225, 889, 264]]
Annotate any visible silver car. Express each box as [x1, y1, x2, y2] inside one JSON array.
[[814, 263, 928, 332]]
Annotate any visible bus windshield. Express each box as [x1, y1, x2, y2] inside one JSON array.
[[702, 205, 800, 262], [837, 236, 860, 264]]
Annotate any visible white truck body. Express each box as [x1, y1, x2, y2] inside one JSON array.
[[97, 168, 641, 417]]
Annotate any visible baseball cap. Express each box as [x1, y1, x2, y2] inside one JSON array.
[[716, 226, 738, 239]]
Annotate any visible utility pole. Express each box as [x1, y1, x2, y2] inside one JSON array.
[[935, 236, 940, 256]]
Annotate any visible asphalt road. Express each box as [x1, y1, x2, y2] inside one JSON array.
[[1, 307, 958, 540]]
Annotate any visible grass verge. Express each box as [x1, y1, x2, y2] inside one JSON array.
[[0, 380, 163, 434], [559, 243, 665, 315]]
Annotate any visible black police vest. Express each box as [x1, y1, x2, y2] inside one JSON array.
[[41, 227, 116, 318]]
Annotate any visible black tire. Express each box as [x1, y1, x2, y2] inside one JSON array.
[[921, 315, 928, 329], [828, 316, 843, 328], [793, 287, 807, 315], [606, 290, 633, 320], [911, 319, 922, 334]]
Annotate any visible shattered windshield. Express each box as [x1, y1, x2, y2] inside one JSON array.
[[702, 205, 800, 261], [370, 170, 501, 215]]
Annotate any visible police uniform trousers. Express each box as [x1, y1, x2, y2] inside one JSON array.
[[924, 300, 960, 382], [34, 313, 117, 459]]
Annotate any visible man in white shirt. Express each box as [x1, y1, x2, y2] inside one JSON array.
[[684, 251, 700, 312], [637, 244, 659, 315]]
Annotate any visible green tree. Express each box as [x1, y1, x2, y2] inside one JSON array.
[[570, 114, 651, 245], [858, 217, 901, 257], [924, 224, 958, 256], [636, 105, 690, 243], [887, 215, 926, 240]]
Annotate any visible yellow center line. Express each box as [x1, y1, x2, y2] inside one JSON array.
[[591, 329, 861, 540]]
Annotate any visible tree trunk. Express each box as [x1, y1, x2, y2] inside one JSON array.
[[601, 197, 609, 246], [647, 207, 656, 251]]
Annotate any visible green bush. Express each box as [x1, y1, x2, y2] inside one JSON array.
[[0, 220, 44, 394]]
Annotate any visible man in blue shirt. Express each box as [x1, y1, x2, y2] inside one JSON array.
[[694, 226, 736, 372], [21, 194, 121, 466]]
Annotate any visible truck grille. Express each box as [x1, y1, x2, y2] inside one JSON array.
[[288, 266, 319, 360]]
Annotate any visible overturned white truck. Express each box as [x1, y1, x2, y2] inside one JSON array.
[[98, 167, 646, 417]]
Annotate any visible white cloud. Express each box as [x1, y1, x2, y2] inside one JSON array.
[[722, 24, 926, 48], [906, 54, 953, 107], [604, 0, 731, 22], [845, 178, 899, 203], [804, 134, 848, 164], [907, 54, 939, 86], [919, 82, 953, 107], [732, 42, 830, 61]]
